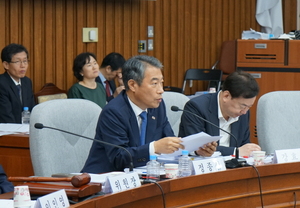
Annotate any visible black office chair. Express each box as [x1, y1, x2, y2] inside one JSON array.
[[182, 69, 223, 94], [163, 86, 183, 93], [212, 40, 236, 81]]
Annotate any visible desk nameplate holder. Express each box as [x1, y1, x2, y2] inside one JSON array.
[[273, 148, 300, 164], [103, 172, 141, 194], [35, 189, 69, 208], [192, 157, 226, 175]]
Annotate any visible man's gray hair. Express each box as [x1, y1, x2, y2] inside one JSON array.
[[122, 55, 163, 90]]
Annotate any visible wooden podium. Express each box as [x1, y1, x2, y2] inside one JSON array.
[[70, 162, 300, 208], [236, 39, 300, 144]]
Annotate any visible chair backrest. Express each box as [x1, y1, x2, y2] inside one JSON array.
[[29, 99, 101, 176], [218, 40, 236, 74], [257, 91, 300, 154], [182, 69, 223, 93], [162, 91, 190, 136], [34, 83, 67, 104], [163, 86, 183, 93]]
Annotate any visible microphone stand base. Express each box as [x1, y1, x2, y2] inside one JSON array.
[[225, 158, 248, 169]]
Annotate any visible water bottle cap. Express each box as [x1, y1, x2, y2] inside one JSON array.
[[149, 155, 157, 160], [182, 150, 189, 155], [23, 107, 29, 111]]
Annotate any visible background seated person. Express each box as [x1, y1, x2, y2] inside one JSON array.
[[179, 71, 261, 157], [68, 52, 106, 108], [81, 55, 217, 173], [0, 165, 14, 194], [0, 43, 35, 123], [96, 52, 126, 102]]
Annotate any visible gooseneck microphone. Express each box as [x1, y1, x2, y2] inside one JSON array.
[[34, 123, 134, 172], [171, 106, 247, 168]]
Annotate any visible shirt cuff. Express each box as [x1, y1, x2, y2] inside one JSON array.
[[149, 141, 158, 155], [189, 151, 197, 156]]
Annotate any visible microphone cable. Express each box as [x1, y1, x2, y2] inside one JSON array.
[[143, 180, 166, 208], [249, 165, 264, 208]]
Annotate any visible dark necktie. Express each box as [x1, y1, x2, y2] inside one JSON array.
[[139, 111, 147, 145], [16, 84, 22, 103], [104, 80, 111, 97]]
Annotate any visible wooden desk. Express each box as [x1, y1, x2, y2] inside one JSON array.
[[0, 134, 34, 177], [70, 162, 300, 208]]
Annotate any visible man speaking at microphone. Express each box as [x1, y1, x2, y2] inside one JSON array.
[[82, 55, 217, 173], [179, 71, 261, 157]]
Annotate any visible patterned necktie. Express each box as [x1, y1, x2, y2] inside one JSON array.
[[16, 84, 22, 103], [104, 80, 111, 97], [139, 111, 147, 145]]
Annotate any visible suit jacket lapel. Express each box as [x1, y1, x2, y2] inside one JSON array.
[[208, 93, 220, 136], [4, 73, 22, 105], [122, 92, 141, 147]]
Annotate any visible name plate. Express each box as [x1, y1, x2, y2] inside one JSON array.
[[273, 148, 300, 164], [34, 189, 69, 208], [192, 157, 226, 175], [103, 172, 141, 194]]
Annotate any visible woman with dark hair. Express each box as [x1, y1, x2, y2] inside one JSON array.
[[68, 52, 106, 108]]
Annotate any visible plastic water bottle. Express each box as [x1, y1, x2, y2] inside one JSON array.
[[22, 107, 30, 124], [146, 155, 160, 181], [178, 150, 192, 177]]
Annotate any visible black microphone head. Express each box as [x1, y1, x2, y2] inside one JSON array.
[[171, 106, 180, 112], [34, 123, 44, 129]]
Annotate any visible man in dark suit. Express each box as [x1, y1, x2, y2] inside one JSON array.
[[0, 165, 14, 194], [179, 71, 261, 157], [96, 52, 126, 102], [82, 55, 217, 173], [0, 43, 35, 123]]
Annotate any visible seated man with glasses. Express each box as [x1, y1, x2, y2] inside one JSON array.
[[178, 71, 261, 157], [0, 43, 35, 123]]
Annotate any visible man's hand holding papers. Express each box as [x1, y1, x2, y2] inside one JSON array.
[[164, 132, 221, 157]]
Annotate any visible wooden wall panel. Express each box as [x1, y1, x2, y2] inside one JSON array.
[[0, 1, 5, 48], [0, 0, 297, 94], [283, 0, 298, 33]]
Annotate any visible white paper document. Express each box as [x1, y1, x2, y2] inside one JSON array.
[[0, 199, 36, 208], [0, 123, 29, 135], [165, 132, 222, 157]]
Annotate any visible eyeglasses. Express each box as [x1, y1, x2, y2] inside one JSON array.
[[237, 102, 252, 110], [10, 60, 29, 65]]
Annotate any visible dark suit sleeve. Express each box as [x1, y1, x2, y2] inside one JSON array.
[[106, 80, 115, 102], [0, 82, 18, 123], [107, 95, 114, 102], [0, 165, 14, 194], [178, 100, 208, 137], [216, 146, 235, 156]]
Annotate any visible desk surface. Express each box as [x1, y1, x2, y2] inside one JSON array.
[[0, 134, 34, 177], [70, 162, 300, 208]]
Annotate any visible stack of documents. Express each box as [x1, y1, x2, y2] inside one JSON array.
[[0, 123, 29, 136]]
